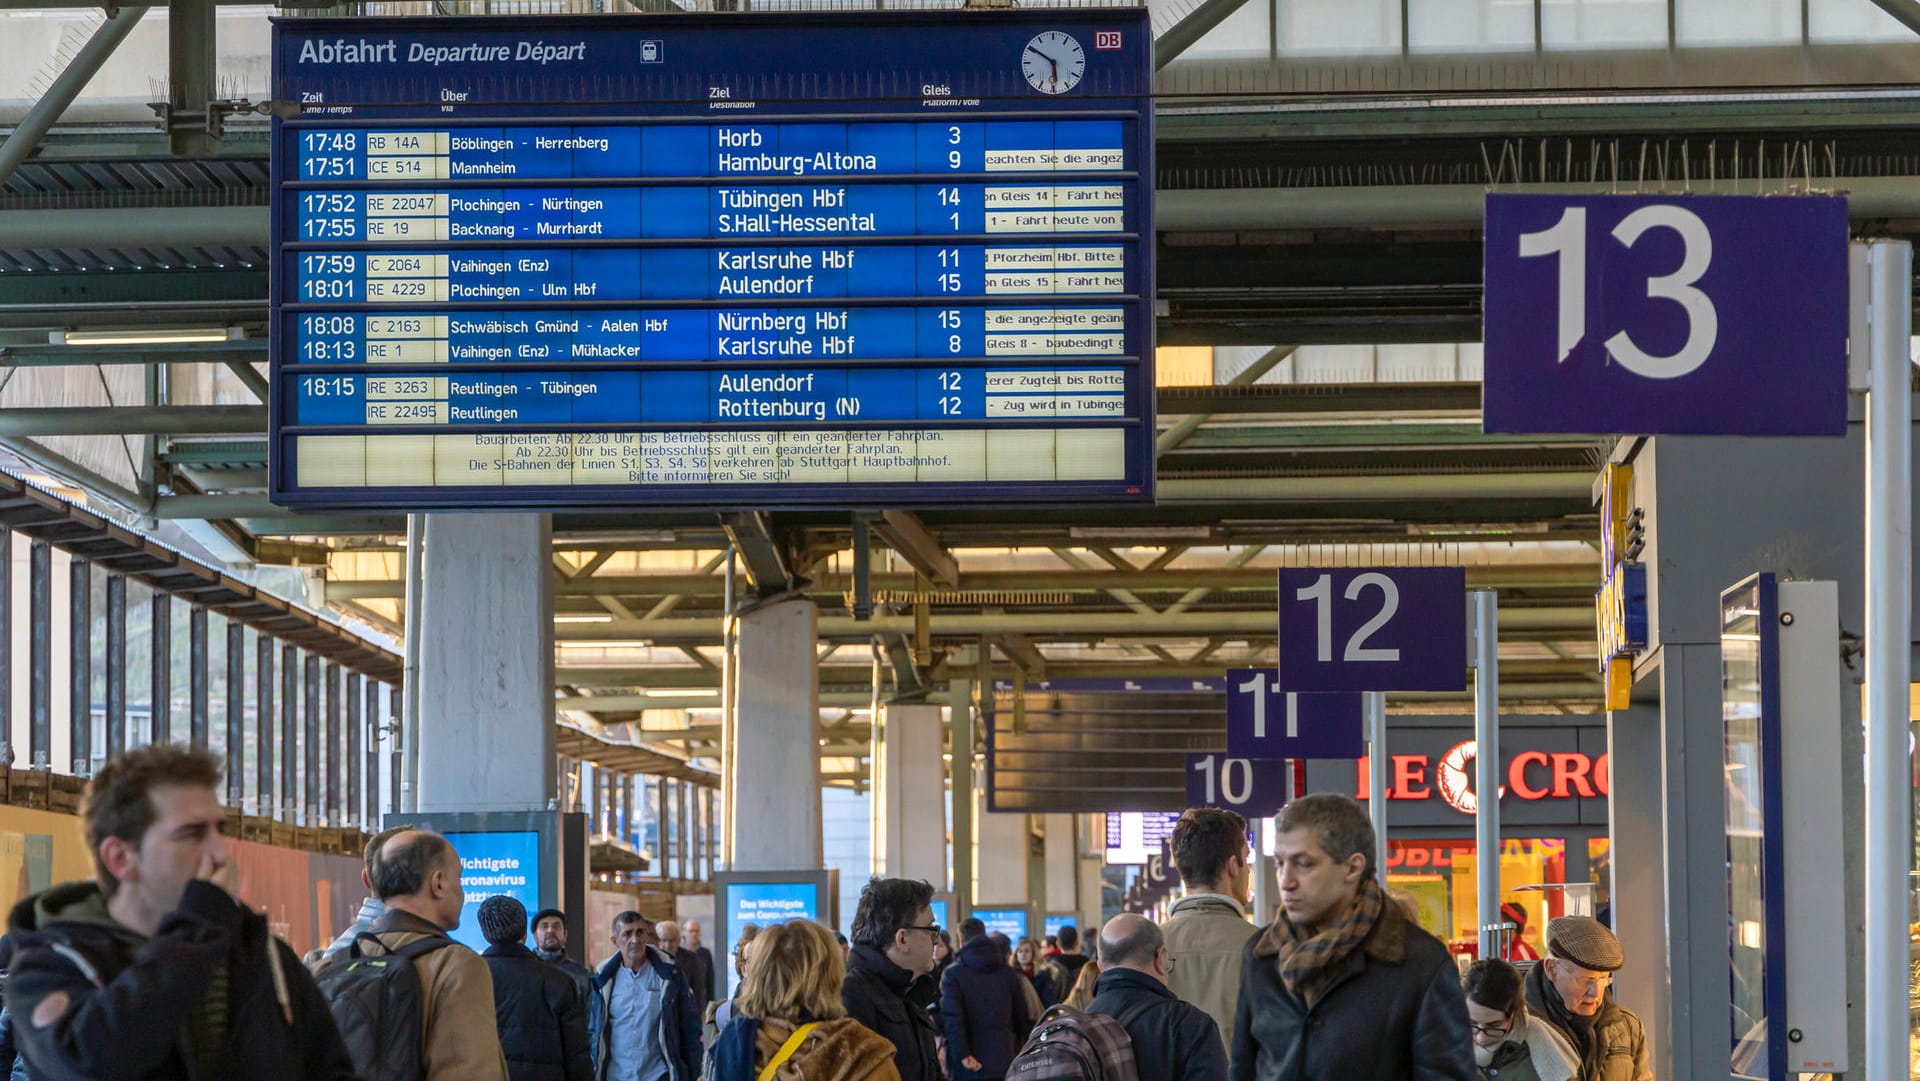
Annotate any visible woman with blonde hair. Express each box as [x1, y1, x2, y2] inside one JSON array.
[[1063, 959, 1101, 1010], [704, 919, 902, 1081]]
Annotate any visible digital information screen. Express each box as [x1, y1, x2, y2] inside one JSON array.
[[443, 830, 541, 954], [972, 907, 1029, 941], [1105, 810, 1179, 864], [270, 12, 1153, 510]]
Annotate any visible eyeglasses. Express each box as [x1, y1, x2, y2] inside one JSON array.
[[902, 924, 943, 938], [1468, 1019, 1513, 1039]]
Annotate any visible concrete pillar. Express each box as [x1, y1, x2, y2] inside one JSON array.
[[725, 598, 821, 870], [414, 513, 554, 812], [1043, 813, 1078, 915], [873, 702, 947, 885], [972, 760, 1028, 905], [1606, 698, 1666, 1072], [1076, 816, 1105, 936], [949, 677, 974, 915]]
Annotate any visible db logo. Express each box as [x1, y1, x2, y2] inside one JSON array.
[[1095, 30, 1123, 50]]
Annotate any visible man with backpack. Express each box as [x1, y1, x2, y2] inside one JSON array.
[[3, 745, 358, 1081], [1084, 915, 1226, 1081], [325, 827, 510, 1081]]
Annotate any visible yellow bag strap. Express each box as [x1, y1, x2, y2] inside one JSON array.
[[756, 1022, 819, 1081]]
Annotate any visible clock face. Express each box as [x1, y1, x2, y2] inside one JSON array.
[[1021, 31, 1085, 95]]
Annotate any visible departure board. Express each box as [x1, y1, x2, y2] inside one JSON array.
[[269, 12, 1154, 510]]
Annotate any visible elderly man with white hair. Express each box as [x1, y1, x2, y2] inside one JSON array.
[[653, 920, 710, 1005]]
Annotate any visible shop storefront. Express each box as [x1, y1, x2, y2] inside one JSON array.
[[1307, 714, 1609, 961]]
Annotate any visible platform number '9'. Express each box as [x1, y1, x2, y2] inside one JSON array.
[[1517, 204, 1719, 380]]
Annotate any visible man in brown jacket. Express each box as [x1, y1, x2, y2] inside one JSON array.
[[367, 828, 511, 1081], [1163, 807, 1258, 1049]]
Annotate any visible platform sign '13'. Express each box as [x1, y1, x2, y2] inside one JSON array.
[[1482, 194, 1848, 437]]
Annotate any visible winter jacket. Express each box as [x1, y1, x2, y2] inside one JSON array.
[[318, 895, 384, 963], [1228, 895, 1473, 1081], [1033, 952, 1089, 1008], [484, 940, 594, 1081], [537, 947, 596, 1008], [704, 1015, 902, 1081], [1162, 894, 1257, 1051], [0, 1005, 27, 1081], [588, 947, 701, 1081], [1522, 966, 1650, 1081], [938, 937, 1033, 1080], [1472, 1015, 1578, 1081], [366, 906, 512, 1081], [841, 944, 940, 1081], [1085, 967, 1228, 1081], [2, 879, 359, 1081]]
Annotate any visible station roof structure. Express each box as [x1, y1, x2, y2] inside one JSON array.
[[5, 0, 1919, 790]]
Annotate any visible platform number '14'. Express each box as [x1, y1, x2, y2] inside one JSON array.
[[1517, 204, 1719, 380]]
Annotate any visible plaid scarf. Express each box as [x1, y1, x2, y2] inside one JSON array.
[[1272, 878, 1385, 1008]]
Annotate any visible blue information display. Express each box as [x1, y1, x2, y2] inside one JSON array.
[[972, 907, 1030, 941], [270, 13, 1153, 509], [443, 830, 542, 954], [725, 881, 820, 967]]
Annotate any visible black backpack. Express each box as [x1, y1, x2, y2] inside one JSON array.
[[315, 932, 458, 1081]]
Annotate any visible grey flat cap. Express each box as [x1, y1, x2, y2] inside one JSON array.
[[1546, 915, 1624, 972]]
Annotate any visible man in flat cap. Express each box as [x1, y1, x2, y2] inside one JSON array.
[[1523, 915, 1651, 1081]]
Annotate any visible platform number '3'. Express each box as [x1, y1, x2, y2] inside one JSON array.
[[1518, 204, 1719, 380]]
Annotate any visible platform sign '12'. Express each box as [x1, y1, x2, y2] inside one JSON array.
[[1276, 567, 1467, 692]]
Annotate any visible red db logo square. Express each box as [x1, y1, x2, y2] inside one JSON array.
[[1095, 30, 1122, 49]]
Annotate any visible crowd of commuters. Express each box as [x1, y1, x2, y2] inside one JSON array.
[[0, 745, 1652, 1081]]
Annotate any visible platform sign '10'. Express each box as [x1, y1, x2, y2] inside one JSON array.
[[1186, 754, 1290, 817], [1482, 193, 1848, 437], [1276, 567, 1467, 692]]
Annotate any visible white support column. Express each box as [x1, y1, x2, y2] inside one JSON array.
[[972, 760, 1029, 905], [414, 513, 555, 812], [1077, 815, 1105, 937], [1043, 813, 1078, 915], [1864, 238, 1913, 1081], [874, 701, 947, 884], [726, 597, 822, 870]]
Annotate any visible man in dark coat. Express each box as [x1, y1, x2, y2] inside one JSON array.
[[587, 911, 701, 1081], [1086, 914, 1227, 1081], [3, 745, 359, 1081], [1523, 916, 1651, 1081], [533, 907, 595, 1005], [939, 917, 1034, 1081], [681, 920, 718, 1004], [480, 895, 593, 1081], [841, 876, 942, 1081], [1034, 924, 1091, 1007], [1231, 793, 1472, 1081]]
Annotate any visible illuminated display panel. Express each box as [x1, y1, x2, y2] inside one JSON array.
[[270, 12, 1153, 509]]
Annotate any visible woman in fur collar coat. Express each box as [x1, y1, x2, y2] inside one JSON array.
[[704, 920, 901, 1081]]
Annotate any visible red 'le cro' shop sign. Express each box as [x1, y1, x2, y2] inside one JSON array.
[[1306, 721, 1610, 829]]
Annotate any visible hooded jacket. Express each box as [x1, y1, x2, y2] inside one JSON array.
[[1228, 893, 1473, 1081], [1522, 965, 1650, 1081], [938, 937, 1033, 1080], [318, 895, 383, 963], [2, 878, 359, 1081], [840, 944, 939, 1081], [484, 940, 594, 1081], [1162, 893, 1257, 1050], [365, 906, 511, 1081], [1085, 966, 1228, 1081], [704, 1015, 902, 1081], [588, 946, 701, 1081]]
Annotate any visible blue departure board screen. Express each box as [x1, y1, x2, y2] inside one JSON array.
[[269, 11, 1154, 510]]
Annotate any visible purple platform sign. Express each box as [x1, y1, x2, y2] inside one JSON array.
[[1483, 194, 1848, 436], [1186, 754, 1291, 817], [1225, 669, 1364, 759], [1277, 567, 1467, 692]]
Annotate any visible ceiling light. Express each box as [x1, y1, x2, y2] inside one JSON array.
[[642, 689, 715, 699], [52, 326, 244, 347], [554, 614, 614, 623]]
